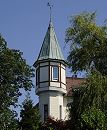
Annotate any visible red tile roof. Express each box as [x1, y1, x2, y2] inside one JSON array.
[[66, 77, 85, 96]]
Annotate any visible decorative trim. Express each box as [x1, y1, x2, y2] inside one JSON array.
[[36, 63, 40, 86], [39, 65, 49, 68], [61, 82, 66, 86], [39, 80, 49, 84], [35, 61, 66, 89], [36, 85, 67, 91], [50, 81, 66, 86], [34, 59, 67, 68], [38, 80, 66, 86]]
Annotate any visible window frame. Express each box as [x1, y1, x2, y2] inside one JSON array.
[[36, 68, 39, 85], [51, 66, 59, 81], [44, 104, 48, 121], [59, 105, 62, 119]]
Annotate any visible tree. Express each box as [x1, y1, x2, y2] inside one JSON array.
[[0, 108, 18, 130], [19, 93, 41, 130], [0, 35, 34, 129], [41, 117, 70, 130], [81, 106, 107, 130], [65, 12, 107, 130], [69, 72, 107, 130], [65, 12, 107, 75], [0, 35, 34, 108]]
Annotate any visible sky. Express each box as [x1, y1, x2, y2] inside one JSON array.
[[0, 0, 107, 114]]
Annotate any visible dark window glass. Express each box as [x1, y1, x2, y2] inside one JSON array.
[[52, 66, 58, 81], [36, 69, 39, 85], [44, 104, 48, 121], [60, 105, 62, 119]]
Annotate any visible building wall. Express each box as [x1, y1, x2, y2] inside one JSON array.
[[39, 92, 49, 122], [36, 61, 67, 122], [39, 91, 68, 122], [61, 67, 66, 84], [49, 92, 59, 118], [58, 94, 64, 119], [40, 66, 48, 82], [36, 61, 66, 94]]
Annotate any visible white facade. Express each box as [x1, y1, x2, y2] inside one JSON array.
[[36, 61, 66, 94], [35, 61, 68, 122], [39, 92, 66, 122]]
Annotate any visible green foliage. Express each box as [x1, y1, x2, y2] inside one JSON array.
[[68, 86, 84, 130], [80, 72, 107, 129], [0, 35, 34, 129], [41, 117, 70, 130], [0, 108, 18, 130], [68, 71, 107, 130], [19, 93, 41, 130], [78, 72, 107, 114], [66, 12, 107, 129], [0, 35, 34, 108], [81, 107, 107, 130], [65, 12, 107, 75]]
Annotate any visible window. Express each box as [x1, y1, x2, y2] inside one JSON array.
[[52, 66, 59, 81], [59, 105, 62, 119], [36, 68, 39, 85], [44, 104, 48, 121]]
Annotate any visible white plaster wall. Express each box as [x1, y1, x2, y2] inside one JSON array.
[[39, 92, 49, 122], [49, 92, 64, 120], [61, 67, 66, 84], [49, 93, 59, 118], [58, 94, 64, 119], [37, 61, 67, 121], [50, 82, 60, 87], [39, 92, 67, 122], [40, 66, 48, 82], [38, 93, 67, 121]]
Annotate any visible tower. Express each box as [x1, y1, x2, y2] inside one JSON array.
[[33, 20, 67, 122]]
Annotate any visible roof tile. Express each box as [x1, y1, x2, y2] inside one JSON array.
[[66, 77, 85, 96]]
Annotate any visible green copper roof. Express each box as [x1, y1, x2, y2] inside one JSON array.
[[37, 21, 64, 61]]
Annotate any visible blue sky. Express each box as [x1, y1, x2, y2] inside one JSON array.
[[0, 0, 107, 113]]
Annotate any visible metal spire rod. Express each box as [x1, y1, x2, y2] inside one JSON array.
[[47, 1, 53, 22]]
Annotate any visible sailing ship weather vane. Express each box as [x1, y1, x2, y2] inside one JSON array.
[[47, 1, 53, 22]]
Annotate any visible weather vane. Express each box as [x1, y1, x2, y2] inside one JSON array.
[[47, 1, 53, 22]]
